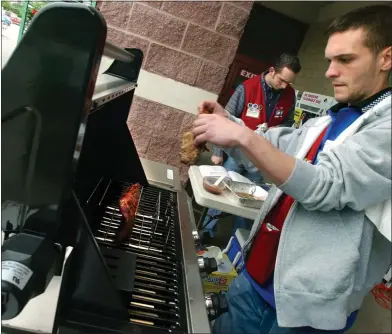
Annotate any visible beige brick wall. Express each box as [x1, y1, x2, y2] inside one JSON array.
[[97, 1, 253, 183], [99, 1, 253, 93]]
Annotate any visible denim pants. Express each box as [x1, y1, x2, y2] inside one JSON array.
[[213, 273, 346, 334], [203, 157, 263, 237]]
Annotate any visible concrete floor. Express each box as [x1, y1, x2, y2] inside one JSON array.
[[347, 294, 391, 333]]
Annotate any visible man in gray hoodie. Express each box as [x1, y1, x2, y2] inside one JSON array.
[[193, 4, 391, 334]]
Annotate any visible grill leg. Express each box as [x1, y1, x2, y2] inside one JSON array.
[[197, 207, 209, 230]]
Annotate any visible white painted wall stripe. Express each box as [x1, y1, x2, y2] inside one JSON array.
[[98, 57, 219, 115], [134, 70, 218, 115]]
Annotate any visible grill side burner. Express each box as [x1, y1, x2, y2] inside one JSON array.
[[90, 180, 187, 332]]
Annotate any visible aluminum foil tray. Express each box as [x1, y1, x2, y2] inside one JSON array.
[[223, 181, 268, 209]]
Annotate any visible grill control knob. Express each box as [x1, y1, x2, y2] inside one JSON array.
[[205, 293, 228, 320], [193, 230, 212, 246], [197, 256, 217, 275], [192, 230, 200, 242], [197, 256, 205, 270]]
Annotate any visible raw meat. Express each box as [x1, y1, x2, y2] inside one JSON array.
[[180, 108, 211, 165], [180, 132, 209, 165]]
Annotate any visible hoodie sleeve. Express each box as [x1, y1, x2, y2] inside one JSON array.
[[280, 114, 391, 211]]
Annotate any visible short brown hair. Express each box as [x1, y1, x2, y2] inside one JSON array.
[[325, 4, 392, 54], [274, 53, 301, 74]]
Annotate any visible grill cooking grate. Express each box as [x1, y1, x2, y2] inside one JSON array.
[[91, 180, 184, 332]]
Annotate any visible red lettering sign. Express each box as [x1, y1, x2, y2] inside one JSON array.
[[303, 96, 321, 104]]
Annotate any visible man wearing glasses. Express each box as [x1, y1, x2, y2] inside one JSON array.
[[203, 53, 301, 237]]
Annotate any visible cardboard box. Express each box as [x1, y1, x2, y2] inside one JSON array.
[[201, 253, 238, 293]]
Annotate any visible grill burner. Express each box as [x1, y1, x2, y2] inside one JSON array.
[[90, 180, 185, 332]]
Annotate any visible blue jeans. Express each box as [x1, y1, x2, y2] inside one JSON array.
[[203, 157, 263, 237], [213, 273, 345, 334]]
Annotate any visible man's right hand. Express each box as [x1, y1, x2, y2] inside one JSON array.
[[198, 101, 229, 118], [211, 155, 224, 165]]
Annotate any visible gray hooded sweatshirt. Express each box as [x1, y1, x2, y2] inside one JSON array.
[[223, 94, 392, 330]]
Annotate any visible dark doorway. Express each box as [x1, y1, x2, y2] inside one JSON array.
[[218, 3, 309, 106]]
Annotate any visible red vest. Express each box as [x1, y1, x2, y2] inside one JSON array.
[[246, 127, 328, 285], [240, 74, 295, 130]]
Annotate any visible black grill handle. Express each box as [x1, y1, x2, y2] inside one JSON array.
[[103, 41, 134, 63]]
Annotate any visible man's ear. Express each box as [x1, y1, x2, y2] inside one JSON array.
[[379, 46, 391, 72], [269, 67, 275, 75]]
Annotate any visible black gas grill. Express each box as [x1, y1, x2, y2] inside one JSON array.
[[1, 3, 213, 334]]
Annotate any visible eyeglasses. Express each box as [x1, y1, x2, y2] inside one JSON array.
[[276, 76, 292, 85]]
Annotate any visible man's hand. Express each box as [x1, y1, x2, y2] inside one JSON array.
[[193, 114, 295, 186], [211, 155, 224, 165], [192, 114, 247, 148], [198, 101, 229, 118]]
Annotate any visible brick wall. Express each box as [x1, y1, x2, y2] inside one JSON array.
[[98, 1, 253, 183]]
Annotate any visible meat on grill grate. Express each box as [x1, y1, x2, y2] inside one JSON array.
[[118, 183, 142, 241], [93, 181, 184, 331]]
